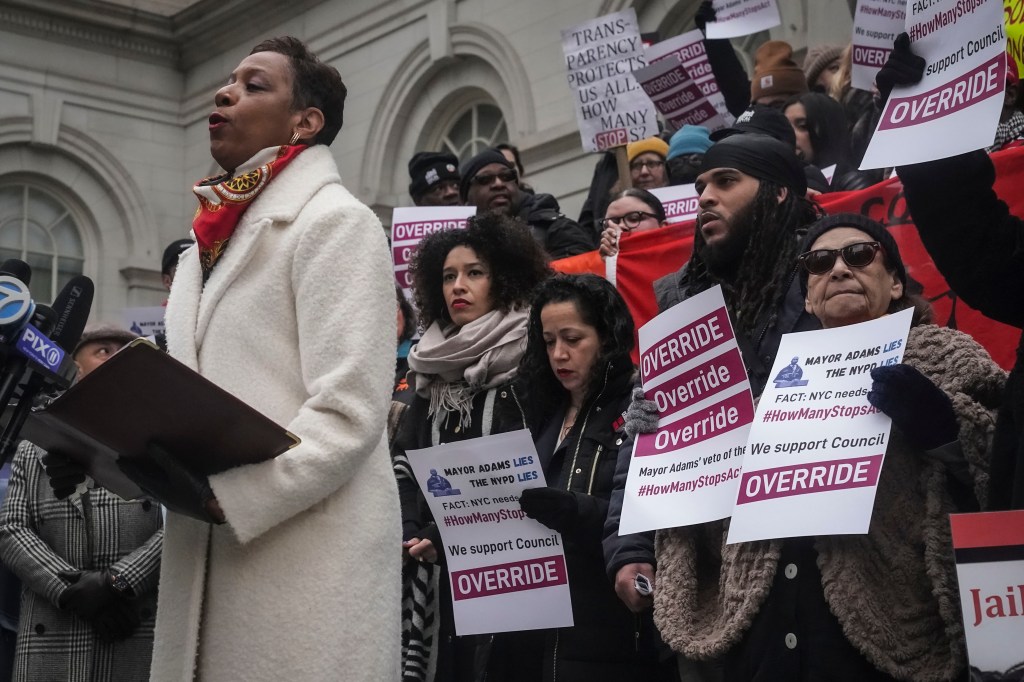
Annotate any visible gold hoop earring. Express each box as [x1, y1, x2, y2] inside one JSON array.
[[289, 131, 301, 145]]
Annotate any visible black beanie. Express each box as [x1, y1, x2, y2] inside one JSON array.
[[161, 238, 194, 275], [700, 133, 806, 195], [408, 151, 460, 200], [710, 105, 797, 148], [798, 213, 908, 296], [459, 149, 514, 202]]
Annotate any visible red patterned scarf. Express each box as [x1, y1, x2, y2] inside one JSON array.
[[192, 144, 307, 274]]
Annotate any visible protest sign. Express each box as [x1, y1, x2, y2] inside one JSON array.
[[646, 30, 734, 123], [727, 308, 913, 543], [619, 286, 754, 534], [705, 0, 782, 39], [950, 510, 1024, 675], [650, 184, 701, 225], [562, 9, 658, 152], [121, 306, 166, 339], [391, 206, 475, 296], [406, 429, 573, 635], [851, 0, 907, 91], [633, 56, 731, 132], [1009, 0, 1024, 78], [861, 0, 1006, 168]]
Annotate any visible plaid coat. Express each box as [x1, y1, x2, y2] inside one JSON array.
[[0, 441, 163, 681]]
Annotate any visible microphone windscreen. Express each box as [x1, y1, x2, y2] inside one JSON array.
[[0, 260, 31, 286], [31, 305, 58, 336], [50, 276, 94, 352]]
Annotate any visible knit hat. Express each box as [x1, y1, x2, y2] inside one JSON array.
[[710, 105, 797, 147], [458, 148, 514, 202], [667, 125, 713, 160], [627, 137, 670, 163], [798, 213, 907, 296], [72, 324, 139, 358], [700, 133, 806, 196], [408, 151, 460, 201], [751, 41, 808, 102], [161, 239, 193, 276], [803, 44, 843, 89]]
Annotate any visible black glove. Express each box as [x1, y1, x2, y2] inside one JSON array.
[[93, 597, 141, 643], [58, 570, 118, 620], [694, 0, 717, 33], [519, 487, 579, 533], [40, 451, 88, 500], [118, 442, 220, 523], [875, 33, 925, 105], [868, 364, 958, 450]]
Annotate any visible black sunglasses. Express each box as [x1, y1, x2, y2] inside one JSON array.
[[472, 169, 518, 186], [599, 211, 659, 231], [798, 241, 882, 275]]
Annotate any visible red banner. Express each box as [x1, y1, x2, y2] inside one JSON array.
[[554, 147, 1024, 369]]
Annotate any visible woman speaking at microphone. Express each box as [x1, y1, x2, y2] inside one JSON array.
[[152, 37, 399, 680]]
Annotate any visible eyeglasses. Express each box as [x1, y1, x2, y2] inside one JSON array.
[[599, 211, 659, 231], [798, 241, 882, 275], [629, 159, 665, 172], [472, 169, 518, 186]]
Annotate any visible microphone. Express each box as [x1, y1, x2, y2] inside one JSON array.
[[50, 276, 94, 352], [0, 259, 35, 345]]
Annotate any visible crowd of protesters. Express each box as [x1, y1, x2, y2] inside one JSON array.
[[1, 1, 1024, 680]]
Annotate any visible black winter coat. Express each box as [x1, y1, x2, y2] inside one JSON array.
[[897, 149, 1024, 510], [516, 193, 596, 260]]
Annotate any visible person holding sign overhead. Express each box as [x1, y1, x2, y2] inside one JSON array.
[[483, 274, 672, 681], [654, 213, 1005, 682], [392, 213, 550, 681]]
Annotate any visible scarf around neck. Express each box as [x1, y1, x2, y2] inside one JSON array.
[[408, 307, 529, 429], [192, 144, 307, 274]]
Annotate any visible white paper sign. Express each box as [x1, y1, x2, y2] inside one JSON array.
[[705, 0, 782, 39], [121, 306, 166, 338], [633, 56, 731, 132], [646, 30, 735, 124], [650, 184, 701, 224], [951, 510, 1024, 675], [392, 206, 475, 296], [851, 0, 907, 91], [860, 0, 1006, 168], [562, 9, 659, 152], [619, 287, 754, 534], [406, 430, 574, 635], [727, 309, 913, 543]]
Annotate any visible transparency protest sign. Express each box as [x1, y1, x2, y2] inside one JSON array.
[[951, 510, 1024, 675], [727, 309, 913, 543], [646, 30, 734, 123], [705, 0, 782, 39], [861, 0, 1006, 168], [619, 286, 754, 534], [562, 9, 658, 152], [406, 430, 573, 635], [392, 206, 475, 297], [651, 184, 701, 225], [633, 56, 730, 132], [851, 0, 907, 90]]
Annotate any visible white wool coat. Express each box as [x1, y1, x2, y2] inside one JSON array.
[[152, 146, 401, 681]]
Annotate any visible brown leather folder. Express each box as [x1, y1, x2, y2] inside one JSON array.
[[21, 338, 299, 511]]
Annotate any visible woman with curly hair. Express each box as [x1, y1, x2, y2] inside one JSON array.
[[480, 274, 673, 682], [391, 212, 550, 682]]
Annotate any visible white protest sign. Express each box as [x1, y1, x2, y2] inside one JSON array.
[[121, 306, 166, 338], [951, 510, 1024, 675], [727, 309, 913, 543], [851, 0, 907, 91], [619, 286, 754, 534], [392, 206, 475, 295], [650, 184, 701, 225], [646, 30, 734, 123], [705, 0, 782, 39], [820, 164, 838, 184], [562, 9, 659, 152], [406, 429, 574, 635], [633, 56, 731, 132], [860, 0, 1006, 168]]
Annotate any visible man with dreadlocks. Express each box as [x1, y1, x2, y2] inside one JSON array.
[[601, 132, 821, 637]]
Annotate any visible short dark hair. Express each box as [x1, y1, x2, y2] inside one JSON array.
[[518, 274, 634, 420], [250, 36, 347, 146], [409, 213, 551, 330], [607, 188, 666, 223]]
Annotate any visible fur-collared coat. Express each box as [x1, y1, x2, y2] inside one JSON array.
[[152, 145, 401, 681], [653, 324, 1006, 681]]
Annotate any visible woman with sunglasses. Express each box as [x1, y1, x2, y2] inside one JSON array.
[[654, 214, 1005, 681], [598, 188, 667, 259]]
